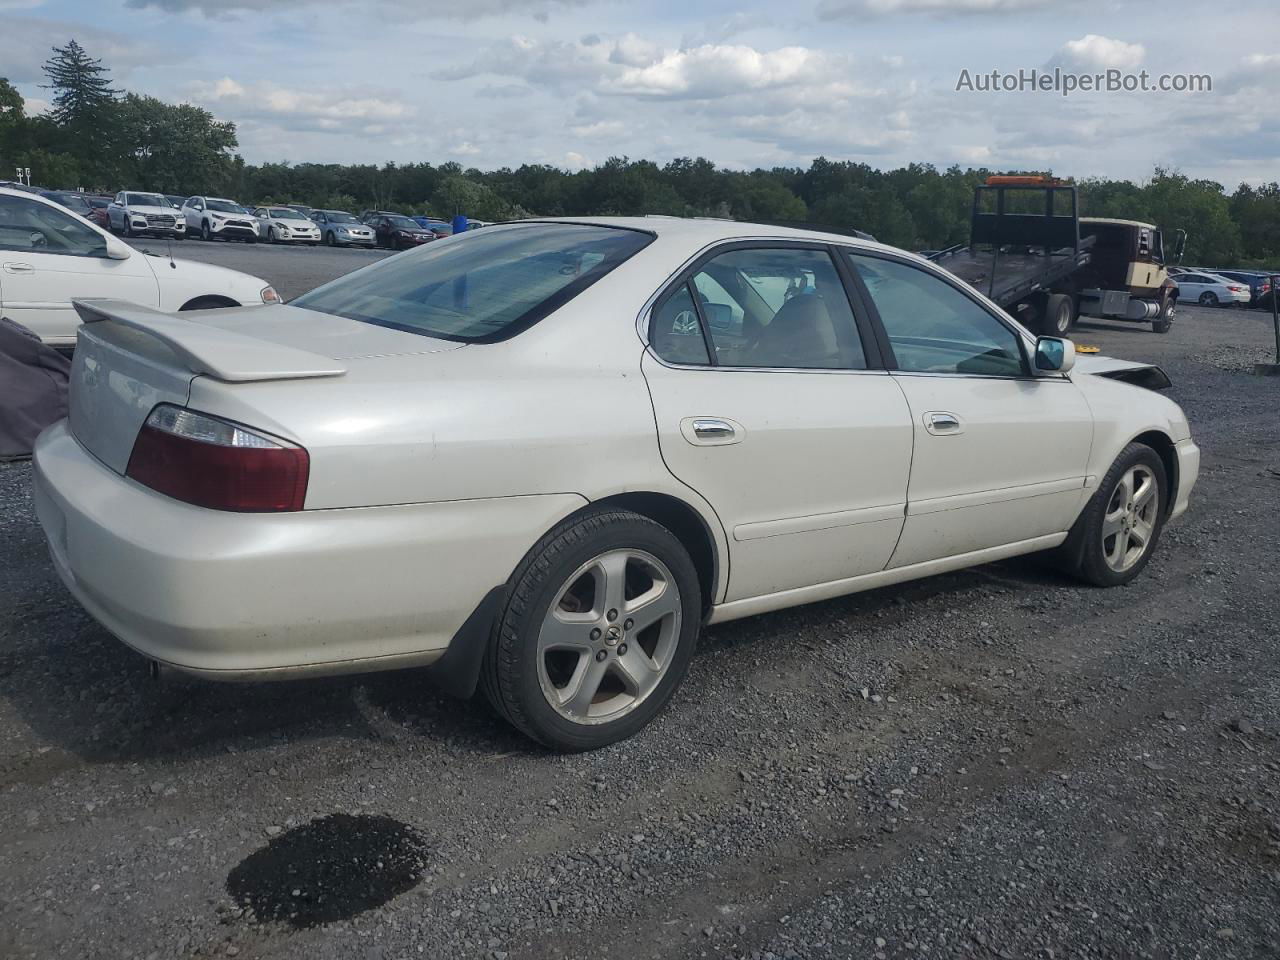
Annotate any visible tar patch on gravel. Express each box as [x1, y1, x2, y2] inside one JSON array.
[[226, 814, 427, 928]]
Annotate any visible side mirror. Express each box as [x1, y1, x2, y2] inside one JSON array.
[[1035, 336, 1075, 374], [103, 234, 132, 260], [1172, 229, 1187, 264]]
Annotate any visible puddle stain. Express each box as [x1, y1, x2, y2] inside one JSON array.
[[226, 813, 428, 928]]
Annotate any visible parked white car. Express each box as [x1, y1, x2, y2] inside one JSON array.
[[1173, 271, 1251, 307], [182, 196, 259, 243], [254, 206, 321, 244], [106, 191, 187, 239], [32, 218, 1199, 750], [0, 187, 280, 348]]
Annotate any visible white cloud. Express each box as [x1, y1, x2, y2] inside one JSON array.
[[189, 77, 411, 134], [819, 0, 1055, 17], [604, 45, 838, 99], [125, 0, 590, 19], [953, 144, 992, 162], [0, 16, 162, 84], [1055, 34, 1145, 70]]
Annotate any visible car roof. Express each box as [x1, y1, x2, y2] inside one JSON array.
[[509, 215, 904, 253]]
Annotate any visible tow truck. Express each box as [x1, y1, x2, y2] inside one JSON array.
[[930, 176, 1185, 335]]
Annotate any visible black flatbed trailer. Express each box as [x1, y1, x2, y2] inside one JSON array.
[[926, 179, 1094, 328]]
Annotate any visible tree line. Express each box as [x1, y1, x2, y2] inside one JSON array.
[[2, 40, 1278, 268]]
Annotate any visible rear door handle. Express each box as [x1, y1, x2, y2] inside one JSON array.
[[2, 262, 34, 274], [681, 417, 743, 446], [924, 411, 963, 435]]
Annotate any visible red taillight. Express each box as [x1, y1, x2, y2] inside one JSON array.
[[126, 405, 308, 512]]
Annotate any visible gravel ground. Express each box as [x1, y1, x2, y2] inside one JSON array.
[[1, 301, 1278, 960]]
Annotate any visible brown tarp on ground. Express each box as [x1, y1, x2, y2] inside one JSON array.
[[0, 317, 70, 461]]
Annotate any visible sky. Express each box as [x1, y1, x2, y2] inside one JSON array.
[[1, 0, 1277, 186]]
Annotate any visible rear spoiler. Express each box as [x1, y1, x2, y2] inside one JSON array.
[[73, 299, 346, 383]]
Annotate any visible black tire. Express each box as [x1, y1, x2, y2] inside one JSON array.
[[325, 231, 336, 247], [267, 226, 276, 244], [1039, 293, 1074, 336], [1198, 291, 1218, 307], [481, 508, 702, 752], [201, 220, 213, 241], [173, 232, 185, 241], [122, 220, 133, 238], [1055, 442, 1168, 587], [1152, 297, 1174, 334]]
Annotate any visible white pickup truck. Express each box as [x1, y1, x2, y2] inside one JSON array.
[[0, 187, 279, 349]]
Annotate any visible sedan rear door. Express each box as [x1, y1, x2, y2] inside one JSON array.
[[642, 243, 914, 603]]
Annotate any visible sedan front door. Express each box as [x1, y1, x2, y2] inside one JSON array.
[[642, 243, 914, 603], [0, 194, 157, 346], [846, 252, 1093, 568]]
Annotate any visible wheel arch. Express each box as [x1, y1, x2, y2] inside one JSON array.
[[179, 295, 239, 311], [587, 491, 721, 618], [1131, 429, 1179, 517]]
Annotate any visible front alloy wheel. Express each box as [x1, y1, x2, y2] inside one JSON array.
[[482, 508, 701, 751], [1056, 442, 1167, 586], [1101, 464, 1159, 574]]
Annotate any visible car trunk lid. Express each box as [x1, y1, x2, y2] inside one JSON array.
[[68, 299, 465, 474]]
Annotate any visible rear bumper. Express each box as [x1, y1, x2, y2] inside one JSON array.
[[1171, 437, 1199, 520], [32, 421, 584, 680]]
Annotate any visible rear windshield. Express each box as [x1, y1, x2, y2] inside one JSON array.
[[292, 223, 653, 343]]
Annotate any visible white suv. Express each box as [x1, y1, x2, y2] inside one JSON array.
[[106, 191, 187, 239], [0, 187, 280, 348], [182, 197, 260, 243]]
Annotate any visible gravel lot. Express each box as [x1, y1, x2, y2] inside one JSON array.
[[2, 278, 1278, 959]]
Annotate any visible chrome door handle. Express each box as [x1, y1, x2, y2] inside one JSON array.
[[681, 417, 744, 446], [692, 418, 735, 440], [2, 262, 34, 274], [924, 411, 962, 435]]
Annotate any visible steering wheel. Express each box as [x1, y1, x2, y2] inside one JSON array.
[[29, 231, 48, 249]]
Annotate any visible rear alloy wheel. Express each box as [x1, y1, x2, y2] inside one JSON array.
[[1056, 442, 1167, 587], [482, 508, 701, 751], [1198, 291, 1219, 307], [1041, 293, 1074, 336]]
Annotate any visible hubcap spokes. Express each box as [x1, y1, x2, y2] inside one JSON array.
[[537, 549, 681, 724], [1102, 466, 1158, 572]]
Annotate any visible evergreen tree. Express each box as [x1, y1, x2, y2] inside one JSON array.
[[42, 40, 118, 128]]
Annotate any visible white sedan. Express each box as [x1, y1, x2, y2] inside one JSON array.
[[254, 206, 321, 244], [32, 218, 1199, 750], [1173, 271, 1251, 307], [0, 187, 280, 349]]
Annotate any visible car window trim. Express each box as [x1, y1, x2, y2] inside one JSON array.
[[644, 238, 886, 372], [839, 246, 1034, 379]]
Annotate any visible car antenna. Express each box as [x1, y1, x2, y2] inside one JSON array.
[[166, 236, 176, 269]]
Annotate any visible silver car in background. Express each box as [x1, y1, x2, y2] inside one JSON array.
[[311, 209, 376, 247]]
